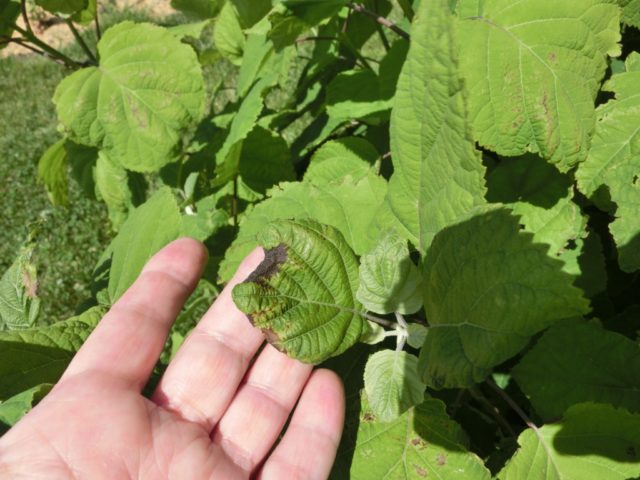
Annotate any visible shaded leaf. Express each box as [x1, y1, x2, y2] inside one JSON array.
[[498, 403, 640, 479], [0, 384, 52, 433], [513, 319, 640, 420], [575, 52, 640, 272], [419, 208, 590, 389], [0, 307, 103, 400]]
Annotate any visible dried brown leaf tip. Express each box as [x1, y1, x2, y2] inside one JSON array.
[[244, 243, 288, 285]]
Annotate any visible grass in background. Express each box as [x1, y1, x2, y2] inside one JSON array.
[[0, 7, 194, 323], [0, 55, 110, 323]]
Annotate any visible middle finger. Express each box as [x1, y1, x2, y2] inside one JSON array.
[[152, 248, 266, 431]]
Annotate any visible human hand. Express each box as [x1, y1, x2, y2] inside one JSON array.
[[0, 239, 345, 479]]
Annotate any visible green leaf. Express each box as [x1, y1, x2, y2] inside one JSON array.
[[232, 219, 370, 364], [238, 126, 295, 197], [513, 319, 640, 421], [326, 70, 392, 121], [35, 0, 87, 15], [0, 384, 52, 433], [389, 0, 486, 253], [304, 137, 378, 186], [171, 0, 224, 19], [351, 397, 491, 479], [71, 0, 96, 24], [618, 0, 640, 27], [363, 350, 425, 422], [0, 244, 40, 331], [419, 208, 590, 389], [486, 154, 585, 255], [95, 152, 134, 230], [37, 138, 69, 207], [0, 307, 103, 400], [407, 323, 428, 349], [0, 1, 21, 49], [457, 0, 621, 170], [498, 403, 640, 479], [230, 0, 272, 28], [181, 195, 229, 242], [214, 2, 245, 64], [107, 187, 182, 302], [53, 22, 205, 173], [219, 173, 388, 282], [357, 232, 422, 315], [575, 52, 640, 272], [214, 77, 272, 182]]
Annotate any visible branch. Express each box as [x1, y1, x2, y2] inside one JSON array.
[[486, 378, 539, 433], [66, 19, 97, 63], [347, 2, 410, 40], [13, 25, 84, 68], [362, 312, 396, 328], [95, 8, 102, 41], [470, 386, 516, 438], [296, 35, 339, 44], [20, 0, 33, 36]]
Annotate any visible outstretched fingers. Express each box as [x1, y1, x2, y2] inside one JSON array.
[[258, 369, 345, 480], [62, 238, 207, 389], [151, 248, 267, 430]]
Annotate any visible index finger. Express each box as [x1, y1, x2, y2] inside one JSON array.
[[62, 238, 207, 389]]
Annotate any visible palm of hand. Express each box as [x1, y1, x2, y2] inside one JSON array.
[[0, 240, 344, 480]]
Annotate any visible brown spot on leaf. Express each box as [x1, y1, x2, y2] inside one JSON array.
[[21, 269, 38, 298], [413, 464, 428, 477], [436, 454, 446, 466], [262, 328, 282, 348], [363, 412, 376, 422], [411, 437, 428, 449], [627, 446, 637, 458], [548, 52, 557, 63], [245, 243, 288, 284]]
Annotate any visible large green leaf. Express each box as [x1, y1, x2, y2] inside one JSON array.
[[106, 187, 182, 302], [53, 22, 205, 173], [357, 232, 422, 315], [618, 0, 640, 27], [0, 307, 103, 400], [0, 244, 40, 331], [326, 70, 392, 122], [457, 0, 621, 170], [219, 173, 388, 282], [389, 0, 486, 253], [350, 397, 491, 479], [0, 384, 52, 433], [37, 138, 69, 207], [0, 1, 21, 50], [304, 138, 378, 186], [513, 319, 640, 420], [486, 154, 585, 256], [232, 219, 370, 364], [576, 52, 640, 272], [363, 350, 425, 422], [498, 403, 640, 479], [419, 208, 590, 389]]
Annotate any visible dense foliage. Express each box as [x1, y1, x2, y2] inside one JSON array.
[[2, 0, 640, 477]]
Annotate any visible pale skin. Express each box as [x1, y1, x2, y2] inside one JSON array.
[[0, 239, 345, 479]]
